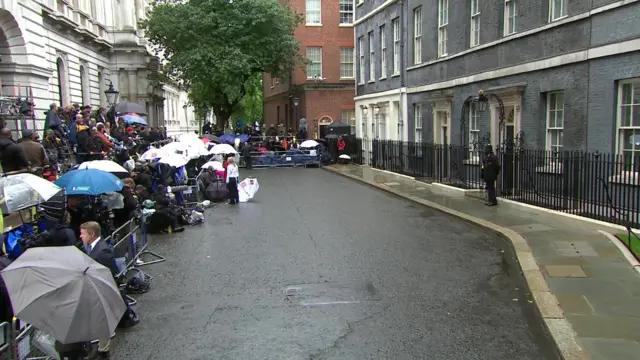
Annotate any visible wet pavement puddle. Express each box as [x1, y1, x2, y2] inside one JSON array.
[[284, 280, 382, 306]]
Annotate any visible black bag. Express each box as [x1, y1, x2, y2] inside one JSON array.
[[126, 270, 151, 294]]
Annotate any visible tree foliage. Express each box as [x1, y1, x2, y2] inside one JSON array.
[[233, 73, 263, 124], [140, 0, 302, 129]]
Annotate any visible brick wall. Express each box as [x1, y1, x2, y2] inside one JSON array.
[[263, 0, 355, 128]]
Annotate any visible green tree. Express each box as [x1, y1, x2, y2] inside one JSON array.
[[140, 0, 301, 130], [232, 73, 263, 124]]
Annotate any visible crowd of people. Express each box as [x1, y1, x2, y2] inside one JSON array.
[[0, 102, 206, 360]]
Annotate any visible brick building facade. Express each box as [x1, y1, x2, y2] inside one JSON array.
[[263, 0, 356, 138]]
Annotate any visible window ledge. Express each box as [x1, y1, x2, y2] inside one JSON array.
[[339, 24, 353, 27], [463, 157, 481, 165], [391, 73, 400, 78], [358, 82, 365, 85], [550, 15, 568, 23], [609, 172, 640, 186], [306, 23, 323, 27], [368, 80, 375, 83], [357, 1, 364, 6], [536, 162, 563, 174], [379, 76, 387, 80]]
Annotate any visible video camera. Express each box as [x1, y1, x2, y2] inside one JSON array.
[[19, 231, 53, 251]]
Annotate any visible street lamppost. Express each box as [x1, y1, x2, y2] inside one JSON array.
[[104, 81, 119, 107], [477, 90, 506, 151], [293, 96, 299, 132], [183, 103, 189, 133]]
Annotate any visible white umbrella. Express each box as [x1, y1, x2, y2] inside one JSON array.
[[209, 144, 237, 155], [185, 144, 209, 159], [338, 154, 351, 160], [0, 173, 62, 213], [77, 160, 129, 177], [161, 142, 190, 157], [299, 140, 320, 148], [159, 154, 189, 168], [1, 246, 126, 344], [140, 147, 168, 160], [178, 133, 202, 145], [202, 161, 224, 171]]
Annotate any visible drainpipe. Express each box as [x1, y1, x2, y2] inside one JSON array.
[[399, 0, 406, 141]]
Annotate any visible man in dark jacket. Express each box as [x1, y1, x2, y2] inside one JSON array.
[[74, 114, 92, 163], [80, 221, 139, 359], [48, 211, 77, 247], [0, 128, 28, 172], [241, 142, 253, 169], [45, 103, 65, 139], [481, 145, 501, 207]]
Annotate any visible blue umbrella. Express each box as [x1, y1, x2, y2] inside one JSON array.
[[238, 134, 250, 142], [122, 114, 147, 126], [219, 134, 235, 144], [54, 169, 124, 196]]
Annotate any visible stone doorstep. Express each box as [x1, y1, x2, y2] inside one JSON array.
[[325, 166, 592, 360]]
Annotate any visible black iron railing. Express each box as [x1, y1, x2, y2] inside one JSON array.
[[350, 139, 640, 229]]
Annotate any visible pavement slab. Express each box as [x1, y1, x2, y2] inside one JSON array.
[[110, 167, 558, 360], [325, 164, 640, 360]]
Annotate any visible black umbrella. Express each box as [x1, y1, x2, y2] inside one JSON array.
[[115, 102, 147, 116]]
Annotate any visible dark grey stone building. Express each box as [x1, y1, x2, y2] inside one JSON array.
[[355, 0, 640, 225]]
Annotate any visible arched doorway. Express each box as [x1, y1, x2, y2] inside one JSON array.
[[79, 65, 90, 106], [56, 58, 69, 106], [318, 116, 332, 138]]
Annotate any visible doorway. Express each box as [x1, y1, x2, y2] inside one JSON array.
[[318, 116, 332, 138], [434, 110, 450, 179], [500, 106, 516, 195]]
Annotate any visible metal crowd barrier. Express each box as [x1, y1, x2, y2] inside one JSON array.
[[244, 150, 321, 168]]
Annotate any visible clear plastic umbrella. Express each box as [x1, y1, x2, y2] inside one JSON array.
[[0, 173, 62, 213]]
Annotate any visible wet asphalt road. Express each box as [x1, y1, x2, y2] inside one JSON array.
[[111, 168, 557, 360]]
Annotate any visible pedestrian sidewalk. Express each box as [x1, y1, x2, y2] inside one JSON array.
[[325, 164, 640, 360]]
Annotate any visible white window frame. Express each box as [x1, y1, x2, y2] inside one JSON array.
[[504, 0, 517, 36], [413, 7, 422, 65], [470, 0, 480, 47], [305, 0, 321, 25], [546, 91, 564, 154], [615, 79, 640, 181], [306, 47, 322, 79], [414, 104, 422, 143], [549, 0, 566, 22], [340, 47, 354, 79], [368, 31, 375, 82], [469, 102, 480, 162], [378, 109, 387, 139], [339, 0, 353, 25], [392, 18, 400, 75], [438, 0, 448, 57], [342, 109, 356, 134], [380, 25, 387, 79], [358, 37, 365, 84]]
